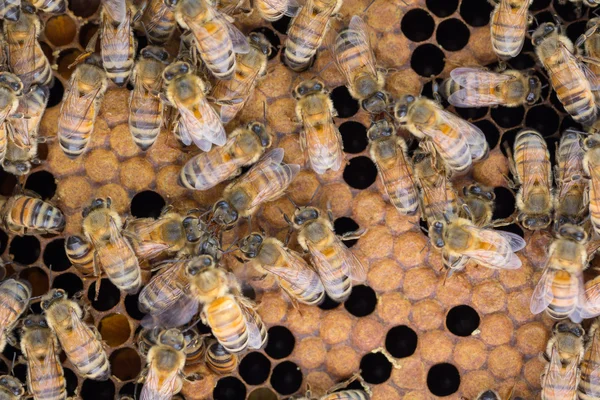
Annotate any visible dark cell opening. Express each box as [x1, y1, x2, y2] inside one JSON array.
[[81, 379, 115, 400], [25, 170, 56, 200], [13, 363, 26, 385], [460, 0, 493, 27], [553, 0, 581, 21], [52, 273, 83, 298], [79, 23, 99, 50], [20, 267, 48, 297], [47, 79, 64, 108], [125, 292, 146, 320], [265, 326, 296, 359], [68, 0, 100, 17], [426, 0, 458, 17], [344, 285, 377, 317], [508, 53, 536, 70], [10, 236, 40, 265], [560, 117, 583, 133], [318, 293, 341, 310], [499, 127, 521, 158], [242, 282, 257, 300], [271, 15, 291, 35], [386, 325, 418, 358], [88, 278, 121, 312], [334, 217, 360, 248], [248, 388, 278, 400], [474, 120, 500, 149], [343, 156, 377, 190], [130, 190, 165, 219], [43, 238, 71, 272], [99, 313, 131, 346], [330, 86, 360, 118], [64, 368, 78, 397], [0, 169, 17, 195], [411, 44, 445, 77], [360, 352, 392, 384], [0, 229, 7, 255], [549, 90, 567, 114], [270, 361, 303, 395], [2, 344, 22, 364], [419, 218, 429, 234], [491, 106, 525, 128], [446, 305, 480, 336], [401, 9, 435, 42], [239, 352, 272, 385], [531, 0, 551, 11], [525, 105, 560, 137], [110, 348, 141, 381], [38, 142, 49, 162], [56, 48, 82, 80], [251, 27, 281, 60], [427, 363, 460, 396], [119, 382, 142, 399], [134, 34, 149, 58], [213, 377, 247, 400], [454, 106, 488, 122], [436, 18, 470, 51], [533, 11, 555, 26], [492, 187, 516, 220], [566, 20, 587, 44], [496, 223, 525, 239], [340, 122, 368, 154], [546, 136, 559, 167]]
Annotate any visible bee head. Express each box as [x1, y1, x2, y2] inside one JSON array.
[[197, 235, 221, 261], [362, 91, 390, 114], [212, 200, 239, 227], [584, 134, 600, 150], [0, 72, 23, 95], [164, 0, 179, 7], [185, 255, 215, 277], [367, 119, 395, 141], [532, 22, 556, 46], [518, 213, 551, 230], [239, 232, 264, 259], [249, 32, 272, 56], [292, 206, 320, 227], [41, 289, 66, 310], [82, 197, 111, 217], [526, 75, 542, 105], [2, 159, 31, 176], [554, 320, 584, 337], [0, 376, 23, 397], [475, 390, 500, 400], [393, 94, 416, 122], [141, 46, 170, 63], [557, 223, 587, 243], [163, 62, 190, 82], [248, 122, 272, 148], [182, 327, 203, 351], [429, 220, 446, 249], [464, 184, 495, 201], [293, 80, 325, 99], [22, 315, 48, 330], [158, 329, 186, 351], [182, 216, 202, 242]]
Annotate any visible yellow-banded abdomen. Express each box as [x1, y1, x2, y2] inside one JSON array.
[[490, 0, 529, 60], [65, 236, 95, 276], [141, 0, 177, 44], [205, 339, 238, 374], [3, 195, 65, 234], [204, 296, 248, 353], [0, 279, 31, 352]]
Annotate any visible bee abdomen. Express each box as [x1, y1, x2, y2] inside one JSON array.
[[325, 390, 369, 400], [196, 23, 236, 80], [7, 196, 65, 233], [206, 297, 249, 353], [129, 97, 162, 150], [206, 341, 238, 375]]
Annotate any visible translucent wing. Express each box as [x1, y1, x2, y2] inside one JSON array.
[[437, 108, 488, 160], [519, 135, 552, 202], [287, 0, 338, 59], [182, 145, 242, 190], [25, 339, 62, 399], [11, 85, 48, 149], [547, 43, 598, 91], [447, 88, 503, 108], [58, 78, 103, 140], [300, 107, 343, 174], [332, 16, 377, 86], [581, 330, 600, 397], [130, 76, 163, 133], [69, 307, 97, 373], [283, 0, 301, 17], [377, 139, 418, 213], [215, 11, 251, 54], [581, 279, 600, 319], [141, 294, 199, 329], [6, 28, 38, 89], [531, 267, 556, 314], [263, 245, 322, 289], [210, 65, 261, 123], [449, 67, 512, 88], [308, 235, 366, 283], [237, 300, 266, 350], [174, 95, 226, 150], [556, 132, 586, 201], [460, 225, 524, 269], [101, 13, 133, 68], [542, 346, 579, 399], [140, 357, 179, 400]]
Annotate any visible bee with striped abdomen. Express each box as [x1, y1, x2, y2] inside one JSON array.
[[541, 322, 584, 399], [129, 46, 169, 151], [283, 0, 342, 71], [333, 15, 390, 114], [294, 79, 343, 175], [255, 0, 299, 21], [290, 206, 366, 303], [41, 289, 111, 381], [394, 94, 488, 176], [57, 55, 108, 158], [97, 3, 136, 86], [507, 129, 553, 231], [0, 279, 30, 353], [3, 6, 53, 90], [205, 339, 238, 374], [239, 232, 326, 306], [182, 326, 205, 365], [179, 121, 272, 191], [584, 134, 600, 237], [210, 32, 270, 124], [368, 119, 419, 216], [579, 317, 600, 399], [440, 67, 541, 108], [141, 0, 177, 44], [65, 235, 95, 276], [171, 0, 250, 80], [20, 314, 67, 400], [581, 18, 600, 104], [545, 321, 585, 365], [82, 197, 141, 294], [0, 193, 65, 235], [0, 0, 19, 21], [29, 0, 66, 14], [533, 22, 597, 125], [212, 148, 300, 227], [490, 0, 532, 60], [0, 376, 24, 400], [101, 0, 128, 24], [162, 61, 226, 152]]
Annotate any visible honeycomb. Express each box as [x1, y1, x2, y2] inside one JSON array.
[[0, 0, 590, 398]]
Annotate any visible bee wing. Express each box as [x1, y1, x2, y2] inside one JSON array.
[[299, 107, 343, 174], [548, 43, 599, 90], [417, 170, 454, 221], [11, 85, 48, 149], [174, 96, 226, 150], [332, 16, 378, 85], [460, 225, 524, 269], [557, 136, 586, 201], [211, 66, 261, 122], [264, 247, 322, 288], [101, 13, 133, 65], [24, 340, 61, 392], [59, 79, 104, 140], [140, 357, 179, 400], [581, 280, 600, 319], [69, 307, 101, 367], [6, 29, 36, 89], [283, 0, 301, 17], [377, 139, 418, 214], [437, 109, 488, 160], [144, 3, 170, 34], [237, 301, 265, 349], [581, 331, 600, 396], [141, 294, 199, 329], [289, 0, 339, 58], [308, 235, 366, 283], [447, 88, 503, 108], [201, 8, 250, 54], [530, 266, 555, 314], [542, 345, 579, 399], [130, 76, 163, 129], [520, 137, 552, 201], [449, 67, 512, 88]]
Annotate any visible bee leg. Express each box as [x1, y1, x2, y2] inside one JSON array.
[[5, 332, 17, 348], [184, 372, 203, 383], [430, 77, 442, 104], [340, 229, 366, 241]]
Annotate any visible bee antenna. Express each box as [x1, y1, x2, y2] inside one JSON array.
[[10, 353, 15, 376], [286, 194, 299, 209], [263, 101, 267, 124]]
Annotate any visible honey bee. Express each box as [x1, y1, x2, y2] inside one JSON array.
[[546, 321, 585, 364], [283, 0, 342, 71], [461, 184, 495, 228], [139, 329, 187, 400], [101, 0, 128, 23], [181, 326, 206, 364], [542, 327, 583, 399], [57, 55, 108, 159], [20, 314, 67, 400], [332, 16, 389, 114], [555, 130, 588, 231], [507, 129, 553, 231], [2, 6, 53, 90], [367, 119, 419, 216], [394, 94, 488, 175], [141, 0, 177, 44], [210, 32, 271, 124], [0, 376, 24, 400], [293, 79, 343, 175], [82, 198, 141, 294], [41, 289, 111, 381], [96, 4, 136, 86], [171, 0, 251, 80], [205, 338, 238, 375], [162, 61, 226, 152], [533, 22, 597, 125], [29, 0, 67, 14], [579, 317, 600, 399], [440, 67, 541, 108], [0, 193, 65, 235], [0, 0, 19, 21], [178, 121, 272, 191], [129, 46, 169, 151], [212, 148, 300, 227], [0, 72, 23, 126], [490, 0, 532, 60], [290, 206, 366, 303], [255, 0, 299, 21], [0, 279, 31, 353], [65, 236, 95, 276], [531, 224, 588, 322], [584, 134, 600, 236], [239, 232, 326, 306]]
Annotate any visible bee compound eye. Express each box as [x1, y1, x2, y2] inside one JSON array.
[[406, 95, 415, 103], [314, 83, 322, 90], [41, 301, 49, 309]]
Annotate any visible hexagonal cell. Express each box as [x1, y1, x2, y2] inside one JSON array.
[[334, 217, 360, 248], [248, 388, 278, 400], [436, 18, 470, 51], [270, 361, 303, 395], [386, 325, 418, 358], [330, 86, 360, 118], [19, 267, 48, 297], [130, 190, 166, 218], [110, 347, 141, 381], [213, 377, 247, 400], [68, 0, 100, 18], [344, 285, 377, 317], [265, 326, 295, 359], [99, 313, 131, 347], [239, 352, 271, 385], [43, 238, 71, 272], [88, 278, 121, 312], [25, 170, 57, 200], [10, 236, 41, 265], [401, 9, 435, 42], [426, 0, 459, 17], [52, 273, 83, 298], [427, 363, 461, 396], [343, 156, 377, 189], [360, 352, 392, 384], [446, 305, 481, 337], [47, 79, 65, 108], [81, 378, 115, 400], [411, 44, 445, 77], [460, 0, 493, 27], [56, 49, 83, 81], [340, 121, 368, 154], [44, 15, 77, 47]]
